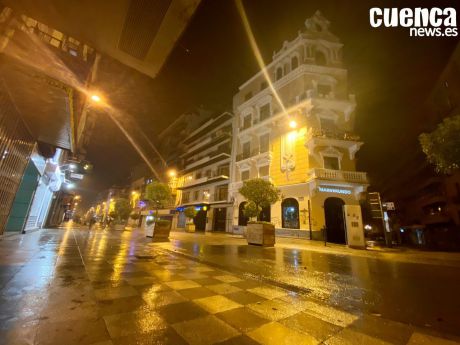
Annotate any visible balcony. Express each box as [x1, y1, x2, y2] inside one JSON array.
[[182, 130, 231, 158], [305, 128, 363, 160], [422, 212, 451, 225], [178, 172, 229, 190], [308, 168, 367, 184], [236, 148, 270, 162]]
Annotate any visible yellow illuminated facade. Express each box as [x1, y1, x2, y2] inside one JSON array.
[[229, 11, 368, 242]]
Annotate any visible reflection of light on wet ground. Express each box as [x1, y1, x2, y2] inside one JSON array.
[[110, 231, 131, 281]]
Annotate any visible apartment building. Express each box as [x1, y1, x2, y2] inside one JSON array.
[[229, 11, 368, 242], [176, 112, 233, 231]]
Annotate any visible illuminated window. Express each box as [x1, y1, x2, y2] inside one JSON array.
[[241, 170, 250, 181], [203, 190, 210, 201]]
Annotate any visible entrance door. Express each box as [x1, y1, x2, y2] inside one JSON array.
[[238, 202, 248, 226], [194, 208, 207, 231], [324, 197, 346, 244], [213, 208, 226, 231]]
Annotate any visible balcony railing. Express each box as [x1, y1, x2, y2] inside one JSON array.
[[308, 168, 367, 184], [236, 148, 270, 161], [307, 128, 360, 141]]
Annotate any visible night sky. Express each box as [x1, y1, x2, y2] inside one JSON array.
[[80, 0, 459, 207]]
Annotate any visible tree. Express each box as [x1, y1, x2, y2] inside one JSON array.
[[239, 178, 281, 221], [144, 181, 173, 218], [184, 207, 197, 222], [243, 201, 261, 220], [113, 198, 132, 223], [419, 115, 460, 174]]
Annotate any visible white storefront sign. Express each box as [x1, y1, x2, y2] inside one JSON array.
[[318, 186, 352, 195]]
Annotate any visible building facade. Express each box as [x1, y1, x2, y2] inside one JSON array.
[[176, 112, 233, 232], [229, 12, 368, 242]]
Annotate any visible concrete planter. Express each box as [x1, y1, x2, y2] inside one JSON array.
[[185, 223, 196, 233], [246, 222, 275, 247], [152, 222, 171, 241]]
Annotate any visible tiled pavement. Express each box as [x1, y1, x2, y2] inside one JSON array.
[[1, 228, 460, 345]]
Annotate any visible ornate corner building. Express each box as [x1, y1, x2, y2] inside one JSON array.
[[229, 11, 368, 243]]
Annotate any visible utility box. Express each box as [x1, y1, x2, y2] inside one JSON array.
[[344, 205, 365, 249]]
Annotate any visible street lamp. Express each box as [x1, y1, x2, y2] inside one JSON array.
[[90, 94, 101, 103], [168, 169, 177, 178], [289, 120, 297, 129]]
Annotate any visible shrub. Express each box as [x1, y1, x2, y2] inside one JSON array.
[[184, 207, 197, 219], [239, 178, 281, 221]]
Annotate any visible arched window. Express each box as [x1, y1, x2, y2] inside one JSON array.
[[282, 198, 299, 229], [315, 51, 327, 66], [275, 67, 283, 81], [291, 56, 299, 70], [238, 202, 249, 226]]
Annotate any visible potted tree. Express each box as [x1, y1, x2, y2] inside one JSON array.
[[184, 207, 197, 233], [129, 212, 141, 227], [112, 198, 132, 231], [239, 178, 281, 246], [144, 181, 173, 240]]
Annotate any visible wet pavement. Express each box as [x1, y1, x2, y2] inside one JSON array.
[[0, 227, 459, 345], [159, 232, 460, 337]]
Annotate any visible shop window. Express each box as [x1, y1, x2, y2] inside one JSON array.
[[282, 198, 299, 229]]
